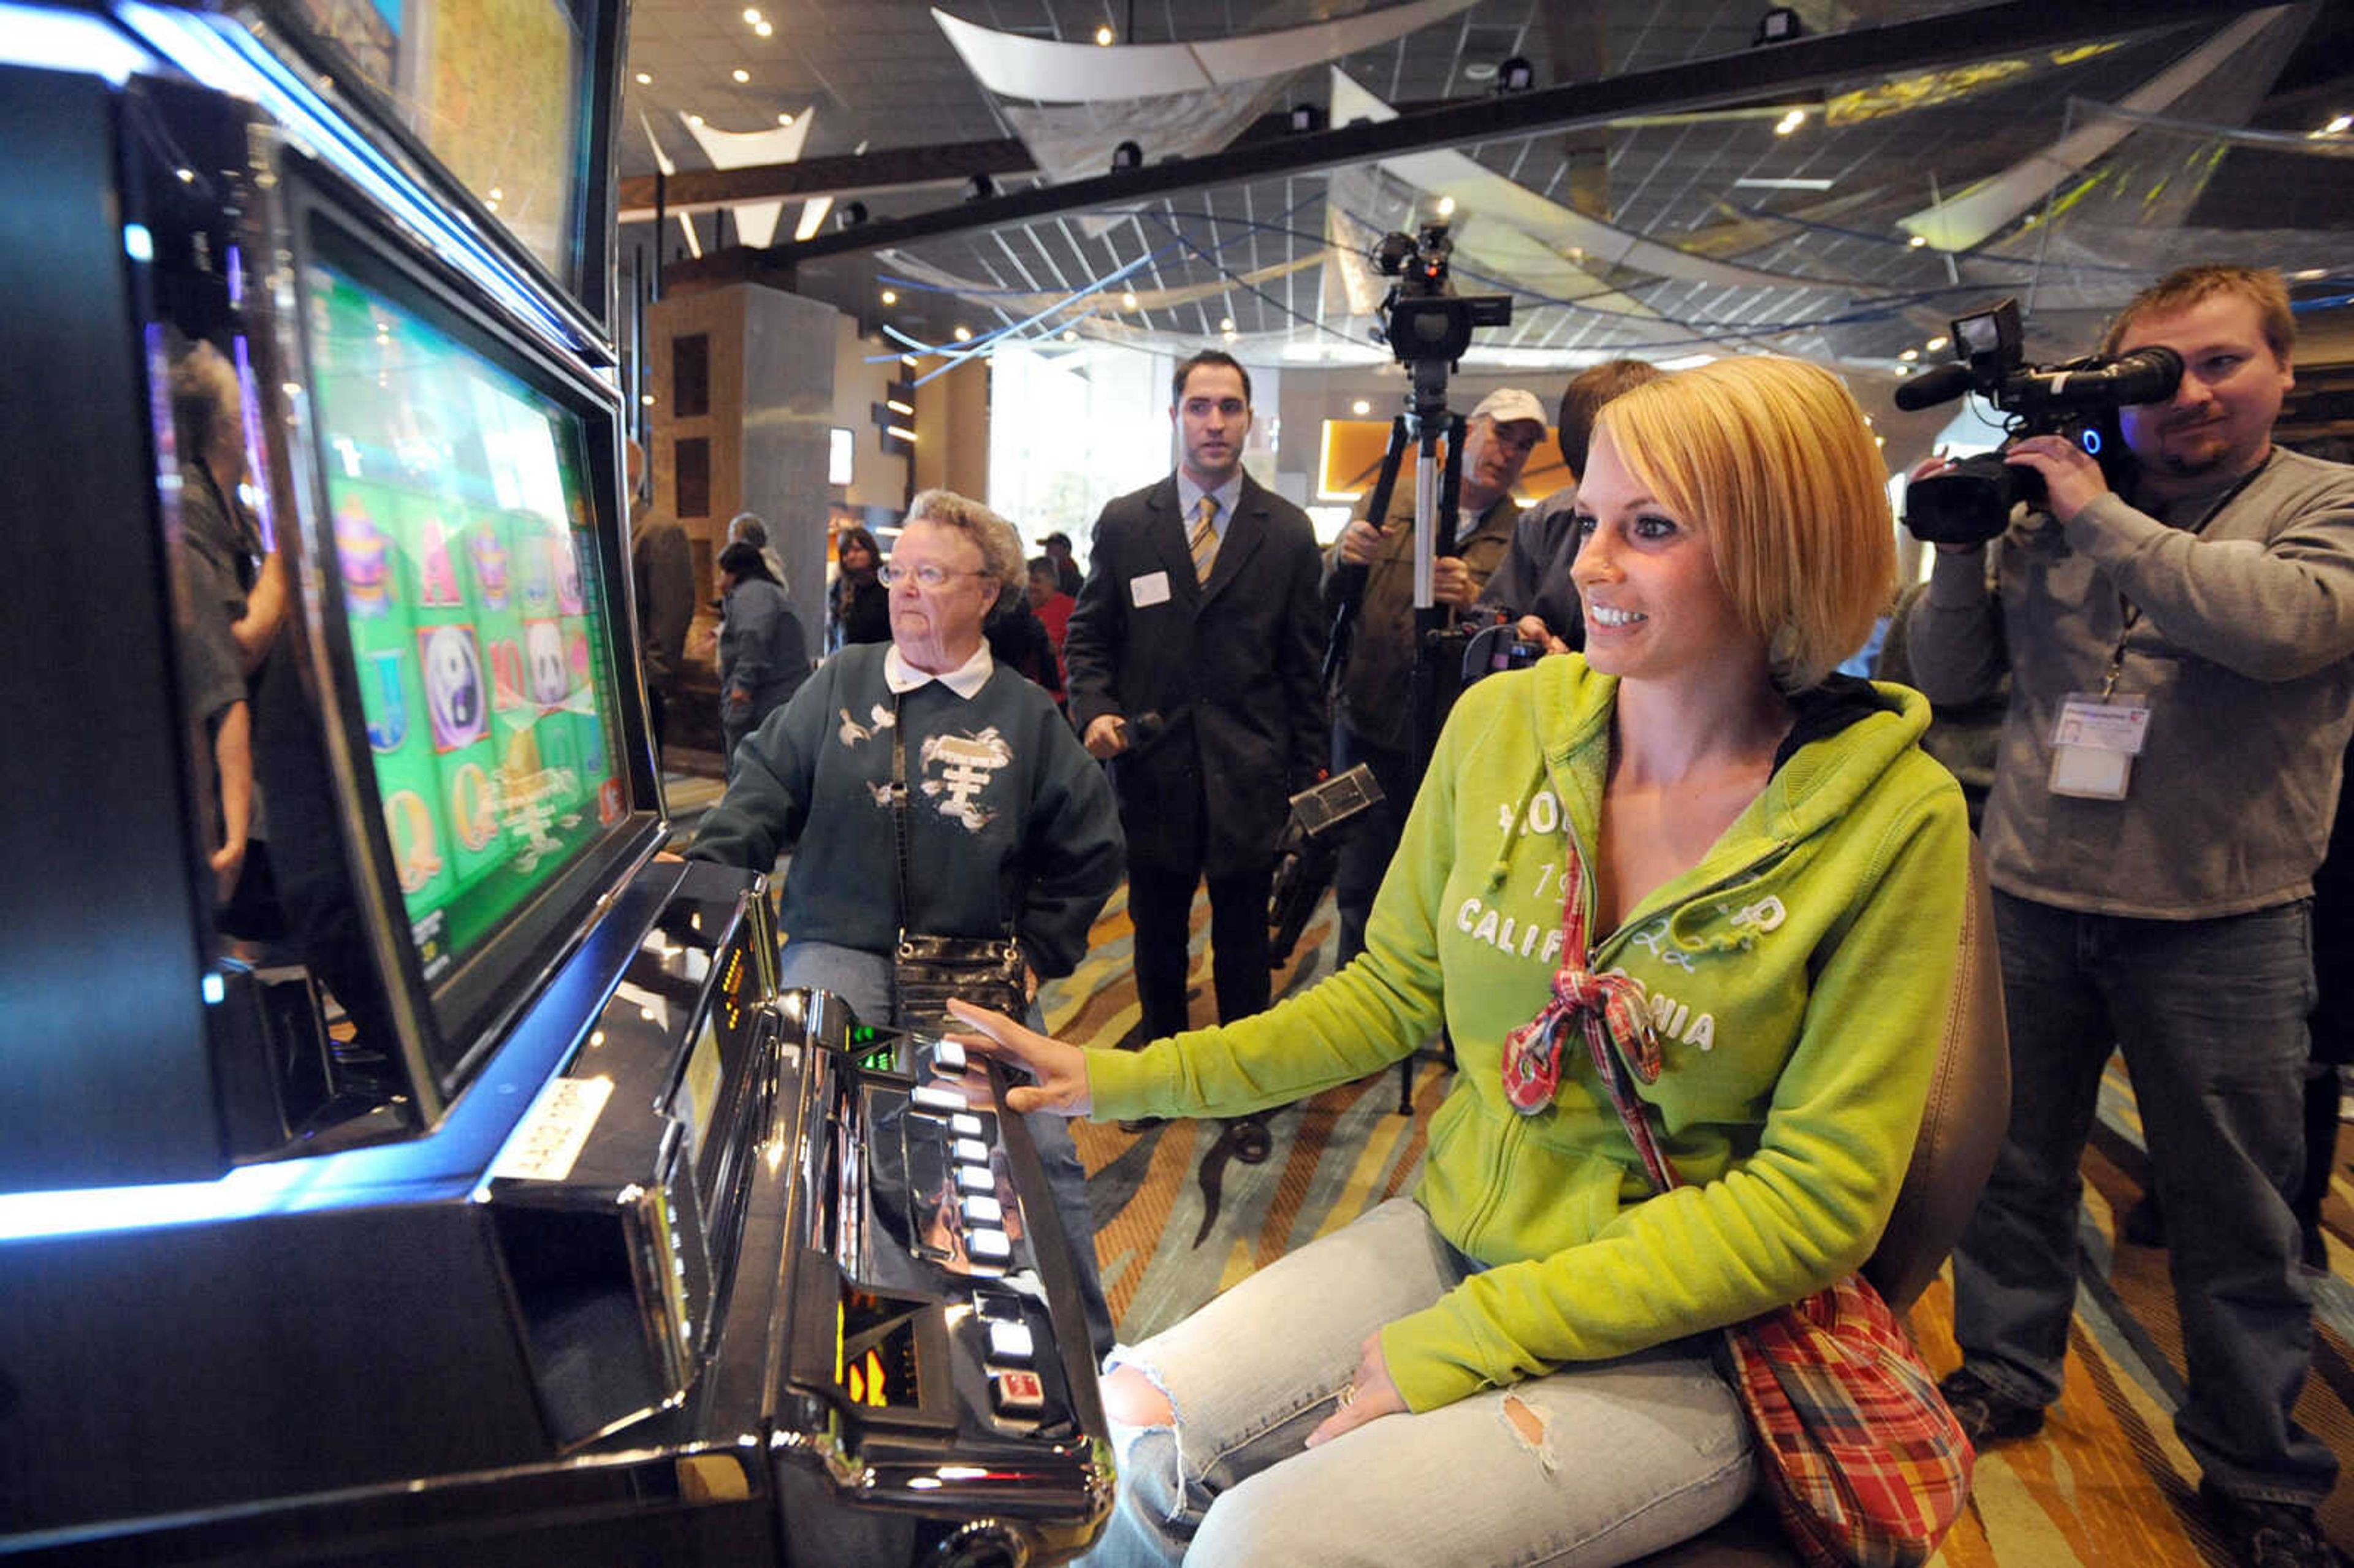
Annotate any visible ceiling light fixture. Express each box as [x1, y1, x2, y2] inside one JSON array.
[[1907, 234, 1928, 248], [1094, 23, 1114, 45], [1898, 348, 1919, 362], [633, 71, 650, 85], [2314, 112, 2352, 137], [835, 201, 869, 231], [1351, 399, 1371, 416], [732, 68, 749, 83], [777, 112, 793, 125], [1287, 103, 1326, 134], [1495, 55, 1534, 93], [742, 7, 761, 23], [685, 113, 704, 126], [1121, 291, 1138, 310], [953, 325, 973, 342], [1111, 140, 1143, 172], [1754, 6, 1804, 46], [881, 289, 898, 305], [1436, 196, 1456, 217], [1773, 108, 1806, 135], [1924, 335, 1949, 351], [1219, 317, 1234, 332], [756, 20, 772, 36], [1732, 176, 1834, 191]]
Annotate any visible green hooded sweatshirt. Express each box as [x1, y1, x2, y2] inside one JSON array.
[[1086, 655, 1971, 1414]]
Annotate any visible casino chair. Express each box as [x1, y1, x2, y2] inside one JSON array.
[[1628, 843, 2011, 1568]]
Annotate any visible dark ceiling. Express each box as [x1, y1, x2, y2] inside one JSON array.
[[612, 0, 2354, 374]]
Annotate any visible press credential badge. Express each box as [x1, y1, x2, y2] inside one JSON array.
[[2049, 691, 2150, 800]]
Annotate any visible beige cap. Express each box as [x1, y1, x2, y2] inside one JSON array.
[[1469, 387, 1548, 429]]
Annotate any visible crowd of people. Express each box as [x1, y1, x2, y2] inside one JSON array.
[[668, 264, 2354, 1568]]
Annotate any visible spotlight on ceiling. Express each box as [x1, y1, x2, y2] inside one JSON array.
[[1495, 55, 1534, 93], [965, 173, 997, 201], [1111, 140, 1144, 172], [1287, 102, 1327, 134], [834, 200, 869, 232], [1754, 6, 1803, 45]]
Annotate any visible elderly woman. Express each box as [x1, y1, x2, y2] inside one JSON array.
[[688, 489, 1124, 1356], [715, 541, 810, 760], [959, 357, 1972, 1567]]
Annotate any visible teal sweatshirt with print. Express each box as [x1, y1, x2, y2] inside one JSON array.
[[1086, 655, 1971, 1414]]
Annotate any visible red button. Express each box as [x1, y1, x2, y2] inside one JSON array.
[[991, 1369, 1046, 1417]]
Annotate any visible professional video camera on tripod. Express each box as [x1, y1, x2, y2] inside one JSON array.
[[1898, 296, 2184, 544], [1324, 221, 1515, 775], [1306, 220, 1513, 1110]]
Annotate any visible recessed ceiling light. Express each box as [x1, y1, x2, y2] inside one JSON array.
[[1435, 196, 1455, 217], [733, 68, 750, 83], [1095, 24, 1114, 45], [777, 112, 793, 124], [755, 20, 771, 36], [881, 289, 897, 305], [686, 113, 704, 126], [743, 7, 761, 22], [1773, 108, 1806, 135], [1898, 348, 1919, 362], [1924, 335, 1949, 351], [953, 325, 972, 341], [1732, 177, 1834, 191], [1121, 291, 1138, 310], [1462, 62, 1496, 81], [1351, 398, 1371, 416], [1219, 316, 1234, 332], [1061, 330, 1078, 343], [634, 72, 651, 85]]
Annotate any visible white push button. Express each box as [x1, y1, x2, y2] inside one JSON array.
[[968, 1227, 1012, 1261], [951, 1136, 990, 1165], [932, 1039, 968, 1073], [955, 1163, 994, 1193], [962, 1193, 1005, 1225], [986, 1319, 1035, 1363], [950, 1113, 985, 1138], [910, 1084, 965, 1112]]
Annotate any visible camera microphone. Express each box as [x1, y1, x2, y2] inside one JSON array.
[[2019, 345, 2182, 409], [1894, 360, 1979, 412]]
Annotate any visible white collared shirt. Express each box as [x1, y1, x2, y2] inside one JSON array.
[[1176, 471, 1245, 546], [885, 640, 995, 698]]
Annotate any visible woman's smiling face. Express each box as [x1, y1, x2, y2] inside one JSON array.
[[1568, 430, 1759, 685]]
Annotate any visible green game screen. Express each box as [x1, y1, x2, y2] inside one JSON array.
[[303, 256, 629, 994]]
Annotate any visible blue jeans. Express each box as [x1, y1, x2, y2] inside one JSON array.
[[1950, 892, 2334, 1505], [775, 938, 1116, 1361], [1081, 1197, 1753, 1568]]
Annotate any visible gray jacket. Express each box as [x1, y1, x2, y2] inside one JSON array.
[[1904, 446, 2354, 918]]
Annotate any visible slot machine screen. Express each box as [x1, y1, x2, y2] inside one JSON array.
[[297, 208, 645, 1088]]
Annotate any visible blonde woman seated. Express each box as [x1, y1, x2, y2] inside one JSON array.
[[957, 357, 1972, 1568]]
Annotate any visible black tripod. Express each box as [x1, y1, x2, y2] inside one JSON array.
[[1326, 355, 1479, 1114]]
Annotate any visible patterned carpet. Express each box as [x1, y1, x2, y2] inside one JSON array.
[[1035, 885, 2354, 1566]]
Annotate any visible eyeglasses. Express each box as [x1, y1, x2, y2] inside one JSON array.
[[878, 561, 987, 589]]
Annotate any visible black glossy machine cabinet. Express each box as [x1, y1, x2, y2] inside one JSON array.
[[0, 6, 1107, 1562]]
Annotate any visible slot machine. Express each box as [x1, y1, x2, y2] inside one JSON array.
[[0, 5, 1110, 1562]]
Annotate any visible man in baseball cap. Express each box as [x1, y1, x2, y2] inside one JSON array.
[[1324, 387, 1548, 963]]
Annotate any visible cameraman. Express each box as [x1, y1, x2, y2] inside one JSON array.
[[1325, 388, 1544, 964], [1908, 265, 2354, 1568]]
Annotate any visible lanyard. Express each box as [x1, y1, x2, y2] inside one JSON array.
[[2101, 452, 2271, 696]]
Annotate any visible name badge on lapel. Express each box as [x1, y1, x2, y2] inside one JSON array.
[[1130, 570, 1171, 608]]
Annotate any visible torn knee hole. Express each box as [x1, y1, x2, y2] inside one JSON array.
[[1500, 1395, 1560, 1472], [1102, 1365, 1175, 1428]]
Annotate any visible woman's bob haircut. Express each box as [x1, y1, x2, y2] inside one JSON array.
[[1592, 356, 1893, 691]]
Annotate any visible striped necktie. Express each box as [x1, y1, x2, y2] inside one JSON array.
[[1189, 494, 1219, 584]]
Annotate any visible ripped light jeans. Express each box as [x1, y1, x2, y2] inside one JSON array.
[[1081, 1197, 1753, 1568]]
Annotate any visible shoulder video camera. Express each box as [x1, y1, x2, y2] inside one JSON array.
[[1897, 298, 2182, 545]]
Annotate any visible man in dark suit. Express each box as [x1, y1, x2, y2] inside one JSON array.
[[1065, 350, 1327, 1045]]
